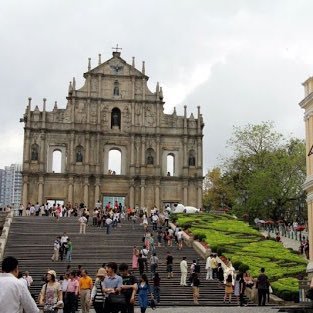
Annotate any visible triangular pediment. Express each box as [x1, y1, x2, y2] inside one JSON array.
[[88, 53, 146, 78]]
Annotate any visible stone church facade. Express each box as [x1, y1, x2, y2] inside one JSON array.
[[21, 51, 204, 211]]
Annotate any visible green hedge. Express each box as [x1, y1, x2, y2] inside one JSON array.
[[176, 213, 307, 302]]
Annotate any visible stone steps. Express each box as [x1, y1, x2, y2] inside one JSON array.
[[4, 216, 250, 306]]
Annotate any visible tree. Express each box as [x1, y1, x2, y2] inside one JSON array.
[[203, 167, 235, 211], [220, 122, 306, 222]]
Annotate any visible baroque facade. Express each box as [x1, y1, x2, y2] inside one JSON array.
[[21, 51, 204, 211]]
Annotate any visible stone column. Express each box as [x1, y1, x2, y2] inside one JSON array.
[[307, 199, 313, 262], [38, 176, 44, 205], [197, 137, 202, 168], [140, 178, 145, 208], [40, 132, 46, 172], [95, 177, 100, 206], [22, 176, 28, 213], [155, 179, 160, 209], [156, 136, 160, 166], [85, 132, 90, 172], [68, 176, 74, 205], [129, 180, 135, 208], [141, 136, 146, 165], [183, 180, 188, 205], [197, 180, 203, 209], [84, 177, 89, 207]]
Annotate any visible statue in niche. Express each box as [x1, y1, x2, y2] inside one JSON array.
[[31, 144, 39, 161], [76, 148, 83, 162], [111, 108, 121, 128], [188, 153, 196, 166], [113, 80, 119, 96], [112, 112, 119, 126], [147, 153, 154, 165]]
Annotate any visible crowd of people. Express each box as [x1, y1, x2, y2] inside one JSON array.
[[0, 202, 297, 312]]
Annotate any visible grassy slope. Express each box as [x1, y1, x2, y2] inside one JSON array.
[[176, 213, 306, 299]]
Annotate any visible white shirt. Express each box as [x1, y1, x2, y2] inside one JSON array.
[[61, 235, 68, 245], [0, 273, 39, 313], [79, 216, 87, 224], [24, 275, 33, 288], [205, 256, 212, 270], [180, 260, 188, 273]]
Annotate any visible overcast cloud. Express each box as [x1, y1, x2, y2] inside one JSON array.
[[0, 0, 312, 171]]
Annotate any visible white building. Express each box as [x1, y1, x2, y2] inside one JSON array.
[[0, 164, 22, 209]]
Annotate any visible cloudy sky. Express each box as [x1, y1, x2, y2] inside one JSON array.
[[1, 0, 312, 171]]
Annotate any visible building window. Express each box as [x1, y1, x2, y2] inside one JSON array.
[[52, 150, 62, 173], [108, 149, 121, 175], [111, 107, 121, 129], [188, 150, 196, 166], [167, 153, 175, 176]]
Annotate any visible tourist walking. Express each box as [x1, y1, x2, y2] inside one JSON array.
[[149, 252, 159, 279], [0, 256, 39, 313], [140, 245, 149, 272], [65, 238, 73, 262], [137, 274, 154, 313], [180, 256, 188, 286], [79, 215, 88, 234], [132, 245, 139, 270], [90, 268, 106, 313], [205, 254, 213, 280], [64, 271, 79, 313], [51, 236, 61, 262], [224, 274, 233, 303], [217, 263, 224, 288], [152, 272, 161, 303], [191, 273, 200, 304], [138, 254, 145, 275], [102, 262, 123, 313], [39, 269, 63, 313], [256, 267, 269, 306], [119, 263, 137, 313], [166, 251, 174, 279], [79, 270, 93, 313]]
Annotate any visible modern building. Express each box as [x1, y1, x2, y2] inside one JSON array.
[[0, 164, 22, 209], [21, 50, 204, 211]]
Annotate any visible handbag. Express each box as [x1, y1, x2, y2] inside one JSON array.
[[269, 286, 273, 294], [149, 298, 157, 310], [107, 293, 126, 305]]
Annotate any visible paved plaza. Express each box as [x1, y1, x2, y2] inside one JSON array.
[[80, 307, 280, 313]]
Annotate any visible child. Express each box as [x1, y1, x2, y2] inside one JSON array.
[[224, 274, 233, 304]]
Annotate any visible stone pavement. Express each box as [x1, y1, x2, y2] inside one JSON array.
[[261, 231, 302, 252], [80, 307, 280, 313]]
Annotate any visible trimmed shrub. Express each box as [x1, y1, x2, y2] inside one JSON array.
[[233, 260, 243, 270], [238, 264, 250, 273]]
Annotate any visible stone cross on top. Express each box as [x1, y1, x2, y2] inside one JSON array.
[[112, 44, 122, 53]]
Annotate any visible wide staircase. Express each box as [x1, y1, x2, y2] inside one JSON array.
[[4, 216, 240, 306]]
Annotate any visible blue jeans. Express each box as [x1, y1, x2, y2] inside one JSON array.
[[66, 250, 72, 262]]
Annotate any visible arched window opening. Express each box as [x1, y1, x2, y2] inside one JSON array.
[[31, 144, 39, 161], [76, 145, 84, 163], [188, 150, 196, 166], [167, 154, 175, 176], [111, 107, 121, 129], [113, 80, 119, 96], [52, 150, 62, 173], [146, 148, 155, 165], [108, 149, 121, 175]]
